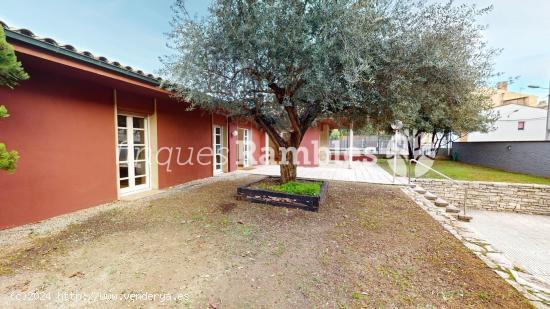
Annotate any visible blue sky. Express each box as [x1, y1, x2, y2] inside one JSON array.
[[2, 0, 549, 100]]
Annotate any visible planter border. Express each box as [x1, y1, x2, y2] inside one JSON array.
[[236, 176, 328, 211]]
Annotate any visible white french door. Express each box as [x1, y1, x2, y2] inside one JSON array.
[[243, 128, 251, 167], [213, 125, 223, 174], [117, 114, 150, 195]]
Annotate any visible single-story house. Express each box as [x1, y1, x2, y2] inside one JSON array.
[[0, 22, 333, 229]]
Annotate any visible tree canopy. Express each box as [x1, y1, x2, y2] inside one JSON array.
[[0, 26, 29, 172], [346, 1, 498, 156], [163, 0, 497, 181]]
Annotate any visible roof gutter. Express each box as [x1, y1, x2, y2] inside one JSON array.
[[4, 29, 161, 86]]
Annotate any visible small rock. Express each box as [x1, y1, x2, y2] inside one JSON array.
[[445, 205, 460, 214], [434, 198, 448, 207], [424, 192, 437, 200], [414, 186, 427, 194]]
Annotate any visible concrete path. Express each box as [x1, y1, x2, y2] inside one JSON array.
[[237, 162, 400, 184], [468, 209, 550, 286]]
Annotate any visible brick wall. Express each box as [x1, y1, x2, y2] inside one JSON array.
[[415, 179, 550, 215]]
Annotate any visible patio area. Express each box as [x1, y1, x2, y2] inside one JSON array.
[[0, 175, 530, 308], [237, 162, 401, 184]]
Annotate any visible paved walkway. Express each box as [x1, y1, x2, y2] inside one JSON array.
[[468, 209, 550, 286], [237, 162, 399, 184]]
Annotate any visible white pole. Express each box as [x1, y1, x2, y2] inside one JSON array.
[[393, 130, 397, 183], [348, 123, 354, 169], [546, 80, 550, 140]]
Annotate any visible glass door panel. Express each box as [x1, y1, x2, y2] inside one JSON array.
[[213, 126, 223, 174], [243, 129, 250, 167], [117, 114, 149, 194]]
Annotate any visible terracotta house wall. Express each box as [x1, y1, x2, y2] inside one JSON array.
[[116, 90, 154, 115], [250, 125, 264, 164], [228, 121, 239, 172], [0, 67, 117, 229], [298, 127, 321, 167], [156, 99, 213, 188]]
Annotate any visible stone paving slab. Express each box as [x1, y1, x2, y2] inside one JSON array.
[[237, 162, 403, 184], [468, 210, 550, 287]]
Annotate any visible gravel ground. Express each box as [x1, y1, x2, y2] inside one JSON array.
[[0, 175, 532, 308], [0, 173, 249, 248]]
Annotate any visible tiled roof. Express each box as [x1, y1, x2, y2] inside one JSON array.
[[1, 20, 162, 85]]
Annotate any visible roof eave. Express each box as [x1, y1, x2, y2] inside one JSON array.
[[5, 28, 161, 86]]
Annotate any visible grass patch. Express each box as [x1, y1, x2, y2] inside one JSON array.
[[377, 158, 550, 185], [258, 180, 322, 196]]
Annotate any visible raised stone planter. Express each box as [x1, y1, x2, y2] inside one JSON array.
[[236, 177, 329, 211]]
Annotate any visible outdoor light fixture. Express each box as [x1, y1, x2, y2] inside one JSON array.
[[232, 130, 238, 137], [506, 145, 512, 151]]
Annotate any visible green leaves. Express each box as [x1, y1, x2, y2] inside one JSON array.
[[0, 104, 18, 173], [163, 0, 496, 146], [0, 105, 8, 118], [349, 1, 497, 136], [0, 143, 19, 173], [0, 27, 29, 89], [163, 0, 371, 119], [0, 26, 28, 173]]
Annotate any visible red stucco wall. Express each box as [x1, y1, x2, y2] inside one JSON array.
[[0, 67, 117, 229], [250, 125, 264, 164], [298, 127, 320, 166], [228, 121, 239, 172], [116, 90, 154, 115], [156, 100, 213, 188]]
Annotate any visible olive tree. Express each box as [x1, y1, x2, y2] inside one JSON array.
[[347, 1, 498, 159], [162, 0, 385, 182], [163, 0, 497, 181]]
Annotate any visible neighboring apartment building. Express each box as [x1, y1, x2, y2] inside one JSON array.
[[467, 103, 548, 142], [491, 81, 539, 107]]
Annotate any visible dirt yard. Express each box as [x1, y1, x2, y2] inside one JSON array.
[[0, 176, 531, 308]]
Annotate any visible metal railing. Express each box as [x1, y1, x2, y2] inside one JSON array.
[[408, 159, 470, 220]]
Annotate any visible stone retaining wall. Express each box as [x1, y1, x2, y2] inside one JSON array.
[[414, 179, 550, 215]]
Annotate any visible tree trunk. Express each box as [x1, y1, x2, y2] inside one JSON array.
[[280, 150, 297, 183]]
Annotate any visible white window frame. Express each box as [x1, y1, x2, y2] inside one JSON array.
[[116, 113, 151, 196]]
